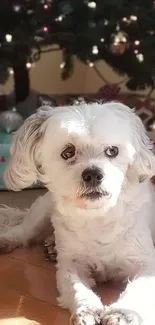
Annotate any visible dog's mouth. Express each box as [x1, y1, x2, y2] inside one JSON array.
[[81, 190, 109, 201]]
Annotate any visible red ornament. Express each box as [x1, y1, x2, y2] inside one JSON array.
[[1, 156, 5, 162], [136, 99, 143, 110], [58, 98, 66, 106], [99, 84, 121, 101], [144, 99, 152, 111]]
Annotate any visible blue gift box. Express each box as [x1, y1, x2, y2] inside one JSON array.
[[0, 129, 43, 190], [0, 129, 12, 189]]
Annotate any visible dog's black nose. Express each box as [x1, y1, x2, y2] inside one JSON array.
[[82, 167, 103, 186]]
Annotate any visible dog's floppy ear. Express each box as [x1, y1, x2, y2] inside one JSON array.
[[4, 106, 53, 191], [129, 110, 155, 181]]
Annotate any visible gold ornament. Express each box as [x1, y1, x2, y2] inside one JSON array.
[[110, 31, 130, 55]]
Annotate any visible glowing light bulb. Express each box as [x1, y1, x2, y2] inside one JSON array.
[[116, 24, 120, 31], [9, 68, 14, 75], [55, 15, 64, 22], [44, 4, 48, 9], [26, 62, 32, 69], [122, 17, 128, 22], [5, 34, 12, 42], [104, 19, 109, 25], [43, 26, 48, 32], [13, 4, 21, 12], [114, 37, 120, 44], [122, 36, 127, 42], [134, 40, 140, 46], [60, 62, 65, 69], [136, 53, 144, 62], [134, 49, 138, 54], [87, 1, 96, 8], [92, 45, 99, 54], [89, 62, 94, 67], [100, 38, 104, 42], [130, 15, 137, 21]]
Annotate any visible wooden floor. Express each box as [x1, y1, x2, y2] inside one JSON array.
[[0, 190, 122, 325]]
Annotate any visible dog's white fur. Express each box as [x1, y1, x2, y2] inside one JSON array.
[[1, 102, 155, 324]]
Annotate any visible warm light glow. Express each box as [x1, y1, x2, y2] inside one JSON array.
[[104, 19, 109, 25], [130, 15, 138, 21], [116, 24, 120, 31], [87, 1, 96, 8], [92, 45, 99, 54], [43, 26, 48, 32], [122, 36, 127, 42], [13, 4, 21, 12], [44, 4, 48, 10], [55, 15, 64, 22], [149, 30, 155, 35], [136, 53, 144, 62], [88, 62, 94, 67], [134, 40, 140, 46], [100, 38, 104, 42], [26, 62, 32, 69], [9, 68, 14, 75], [60, 62, 65, 69], [114, 35, 127, 44], [5, 34, 12, 42], [114, 37, 120, 44]]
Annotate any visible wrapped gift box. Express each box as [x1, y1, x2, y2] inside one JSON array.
[[0, 129, 12, 189]]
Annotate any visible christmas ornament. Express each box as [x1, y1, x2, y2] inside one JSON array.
[[0, 107, 23, 133], [1, 156, 5, 162], [37, 94, 57, 108], [99, 84, 120, 101], [135, 98, 154, 125], [66, 96, 87, 106], [109, 31, 130, 55], [147, 115, 155, 131], [73, 97, 86, 105]]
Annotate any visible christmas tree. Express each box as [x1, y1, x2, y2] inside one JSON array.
[[0, 0, 155, 103]]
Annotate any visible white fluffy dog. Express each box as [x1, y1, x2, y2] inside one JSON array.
[[1, 102, 155, 325]]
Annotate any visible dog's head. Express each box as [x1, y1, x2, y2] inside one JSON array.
[[5, 102, 155, 212]]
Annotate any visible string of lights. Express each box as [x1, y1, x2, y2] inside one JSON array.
[[0, 0, 155, 101]]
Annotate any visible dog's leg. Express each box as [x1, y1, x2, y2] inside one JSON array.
[[44, 233, 57, 262], [101, 257, 155, 325], [56, 260, 104, 325], [0, 192, 52, 254]]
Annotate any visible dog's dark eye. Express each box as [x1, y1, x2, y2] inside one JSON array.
[[105, 146, 119, 158], [61, 144, 75, 160]]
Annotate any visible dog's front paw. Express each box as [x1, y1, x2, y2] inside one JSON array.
[[101, 308, 142, 325], [70, 308, 104, 325], [0, 237, 17, 254], [44, 235, 57, 262]]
